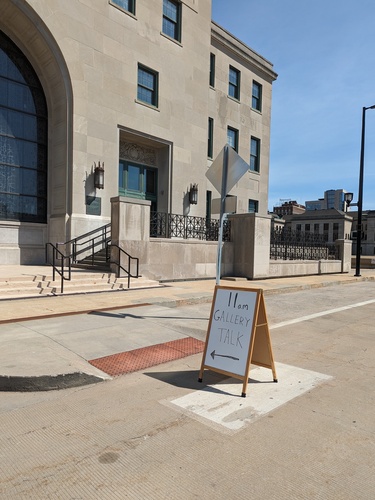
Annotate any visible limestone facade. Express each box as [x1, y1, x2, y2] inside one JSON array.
[[0, 0, 277, 265]]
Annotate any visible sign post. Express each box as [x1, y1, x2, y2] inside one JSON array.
[[216, 146, 229, 284], [199, 285, 277, 397], [206, 146, 250, 284]]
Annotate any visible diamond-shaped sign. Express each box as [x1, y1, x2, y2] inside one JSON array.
[[206, 145, 249, 196]]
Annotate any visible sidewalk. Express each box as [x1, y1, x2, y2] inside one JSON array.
[[1, 267, 374, 392]]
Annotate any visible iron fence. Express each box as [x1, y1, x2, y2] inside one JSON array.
[[150, 212, 231, 241], [270, 227, 339, 260]]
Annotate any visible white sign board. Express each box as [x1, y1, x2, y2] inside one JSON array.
[[211, 195, 237, 215], [203, 287, 257, 377]]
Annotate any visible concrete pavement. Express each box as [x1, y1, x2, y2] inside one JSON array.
[[0, 266, 375, 392], [1, 277, 375, 499]]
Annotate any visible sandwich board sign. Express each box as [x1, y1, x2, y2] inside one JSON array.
[[199, 285, 277, 397]]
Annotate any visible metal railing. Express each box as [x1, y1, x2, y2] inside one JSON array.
[[56, 223, 111, 264], [110, 243, 140, 289], [150, 212, 231, 241], [45, 243, 71, 293], [270, 227, 339, 260], [46, 223, 141, 291]]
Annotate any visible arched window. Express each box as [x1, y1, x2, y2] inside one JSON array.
[[0, 30, 47, 223]]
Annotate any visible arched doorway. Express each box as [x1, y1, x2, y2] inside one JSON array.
[[0, 30, 48, 223]]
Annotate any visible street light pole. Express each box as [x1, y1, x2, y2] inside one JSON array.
[[355, 105, 375, 277]]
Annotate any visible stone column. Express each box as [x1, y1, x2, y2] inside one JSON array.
[[335, 239, 352, 273], [110, 196, 151, 276], [227, 213, 271, 279]]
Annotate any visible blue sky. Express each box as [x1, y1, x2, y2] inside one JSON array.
[[212, 0, 375, 210]]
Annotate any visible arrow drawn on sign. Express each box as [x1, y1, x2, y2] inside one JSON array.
[[210, 350, 239, 361]]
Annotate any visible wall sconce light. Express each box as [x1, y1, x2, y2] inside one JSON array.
[[189, 183, 198, 205], [94, 161, 104, 189]]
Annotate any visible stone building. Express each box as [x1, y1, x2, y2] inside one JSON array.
[[273, 200, 305, 217], [350, 211, 375, 256], [305, 189, 349, 212], [284, 209, 352, 243], [0, 0, 277, 266]]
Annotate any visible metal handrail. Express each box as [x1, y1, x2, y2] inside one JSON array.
[[110, 243, 139, 289], [56, 223, 111, 263], [45, 243, 71, 293]]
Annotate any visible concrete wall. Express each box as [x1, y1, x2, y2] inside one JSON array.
[[268, 260, 342, 278], [110, 196, 233, 280], [111, 200, 351, 281], [0, 222, 47, 265]]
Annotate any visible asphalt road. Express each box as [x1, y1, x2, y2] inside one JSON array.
[[1, 281, 374, 499]]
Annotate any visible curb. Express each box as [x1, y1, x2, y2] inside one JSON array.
[[2, 276, 373, 392]]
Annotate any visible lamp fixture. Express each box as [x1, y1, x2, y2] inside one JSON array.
[[189, 183, 198, 205], [344, 192, 354, 206], [94, 161, 104, 189], [344, 192, 354, 212]]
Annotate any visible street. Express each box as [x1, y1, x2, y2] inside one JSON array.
[[1, 282, 375, 499]]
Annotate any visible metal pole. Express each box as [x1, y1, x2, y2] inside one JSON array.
[[355, 107, 367, 277], [216, 145, 229, 285]]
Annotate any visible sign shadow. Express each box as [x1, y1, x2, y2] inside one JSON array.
[[145, 369, 273, 397]]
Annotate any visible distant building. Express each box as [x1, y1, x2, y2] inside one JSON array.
[[305, 189, 349, 212], [273, 200, 305, 217], [350, 211, 375, 256], [284, 209, 352, 244]]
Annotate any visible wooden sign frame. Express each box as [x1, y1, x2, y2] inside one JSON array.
[[198, 285, 277, 397]]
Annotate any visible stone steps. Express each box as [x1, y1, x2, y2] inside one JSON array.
[[0, 271, 161, 300]]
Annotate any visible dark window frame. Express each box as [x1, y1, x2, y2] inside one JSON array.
[[209, 53, 215, 87], [119, 160, 158, 211], [228, 66, 240, 100], [110, 0, 136, 15], [0, 30, 48, 223], [137, 64, 159, 108], [252, 80, 262, 111], [227, 126, 239, 152], [248, 199, 259, 213], [250, 136, 260, 172], [208, 117, 214, 158], [162, 0, 181, 42]]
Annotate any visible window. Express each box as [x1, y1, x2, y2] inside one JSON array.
[[227, 127, 238, 152], [206, 191, 212, 220], [0, 31, 47, 223], [333, 223, 339, 241], [208, 118, 214, 158], [305, 224, 310, 232], [314, 223, 320, 234], [252, 81, 262, 111], [250, 137, 260, 172], [110, 0, 135, 14], [137, 65, 158, 107], [323, 223, 329, 241], [248, 199, 258, 213], [119, 161, 157, 211], [228, 66, 240, 100], [209, 53, 215, 87], [162, 0, 181, 42]]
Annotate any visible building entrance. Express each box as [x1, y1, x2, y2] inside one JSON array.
[[119, 160, 157, 212]]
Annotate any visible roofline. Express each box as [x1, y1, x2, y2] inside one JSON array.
[[211, 20, 278, 82]]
